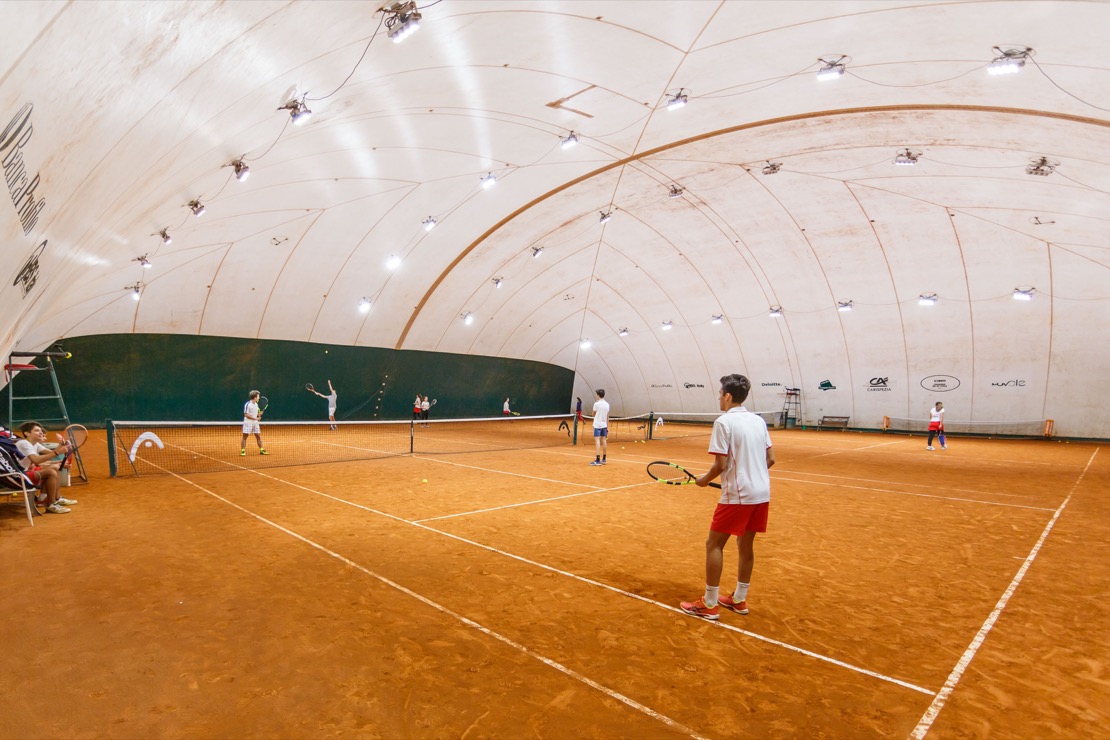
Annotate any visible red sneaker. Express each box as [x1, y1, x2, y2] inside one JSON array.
[[718, 594, 749, 615], [679, 597, 720, 621]]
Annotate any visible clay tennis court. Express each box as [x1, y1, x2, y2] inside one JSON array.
[[2, 424, 1106, 738]]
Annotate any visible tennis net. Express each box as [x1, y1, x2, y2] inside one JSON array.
[[108, 414, 576, 476], [882, 416, 1054, 438], [648, 411, 781, 440]]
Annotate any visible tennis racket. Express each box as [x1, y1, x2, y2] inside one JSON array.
[[646, 460, 721, 489], [305, 383, 315, 392], [58, 424, 89, 469], [430, 398, 437, 406], [511, 411, 520, 416], [258, 396, 269, 416]]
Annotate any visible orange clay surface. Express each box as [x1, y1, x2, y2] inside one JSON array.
[[1, 426, 1107, 739]]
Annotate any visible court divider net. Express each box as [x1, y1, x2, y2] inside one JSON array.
[[107, 414, 577, 476], [880, 416, 1053, 438], [648, 411, 781, 440]]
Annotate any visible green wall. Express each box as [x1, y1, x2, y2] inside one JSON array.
[[5, 334, 574, 428]]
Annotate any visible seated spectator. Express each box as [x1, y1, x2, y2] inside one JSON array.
[[16, 421, 77, 514]]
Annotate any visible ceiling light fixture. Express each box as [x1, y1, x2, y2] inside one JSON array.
[[422, 216, 437, 232], [579, 339, 591, 350], [385, 1, 422, 43], [761, 161, 782, 175], [232, 159, 250, 182], [159, 229, 172, 245], [385, 254, 402, 271], [837, 300, 854, 312], [711, 315, 723, 325], [769, 306, 783, 318], [987, 46, 1033, 75], [894, 149, 920, 166], [1013, 287, 1035, 301], [599, 210, 612, 224], [666, 89, 688, 111], [618, 328, 629, 337], [188, 199, 206, 217], [127, 283, 143, 301], [480, 172, 497, 189], [1026, 157, 1056, 176], [668, 185, 684, 198], [278, 98, 312, 125], [918, 293, 938, 306], [358, 297, 371, 314], [660, 321, 673, 331], [136, 255, 152, 269], [492, 277, 502, 288], [560, 132, 579, 150], [461, 312, 474, 325], [531, 246, 543, 258], [816, 56, 846, 81]]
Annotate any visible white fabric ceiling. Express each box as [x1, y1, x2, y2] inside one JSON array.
[[2, 1, 1108, 435]]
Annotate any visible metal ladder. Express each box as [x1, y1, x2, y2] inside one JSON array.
[[781, 387, 802, 429], [5, 350, 87, 483]]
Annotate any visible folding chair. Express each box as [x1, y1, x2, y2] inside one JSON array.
[[0, 444, 38, 526]]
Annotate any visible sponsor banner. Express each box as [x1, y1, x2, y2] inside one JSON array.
[[683, 382, 705, 389], [818, 379, 836, 391], [990, 379, 1026, 387], [650, 384, 672, 388], [866, 377, 892, 392], [761, 382, 783, 387], [921, 375, 960, 392]]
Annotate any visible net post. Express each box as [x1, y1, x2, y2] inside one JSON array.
[[648, 412, 655, 440], [409, 418, 414, 454], [572, 414, 578, 445], [106, 419, 117, 476]]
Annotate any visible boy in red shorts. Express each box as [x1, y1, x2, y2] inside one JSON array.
[[680, 374, 775, 620]]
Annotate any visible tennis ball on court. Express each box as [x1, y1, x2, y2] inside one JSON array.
[[422, 478, 428, 483]]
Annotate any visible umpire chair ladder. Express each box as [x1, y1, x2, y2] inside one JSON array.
[[5, 350, 87, 483], [781, 387, 802, 429]]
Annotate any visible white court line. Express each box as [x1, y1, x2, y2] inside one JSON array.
[[141, 445, 934, 696], [414, 482, 649, 523], [414, 454, 601, 489], [611, 451, 1054, 511], [910, 447, 1101, 738], [151, 467, 707, 740], [769, 469, 1036, 500], [225, 463, 933, 696], [408, 518, 933, 696], [773, 476, 1055, 512]]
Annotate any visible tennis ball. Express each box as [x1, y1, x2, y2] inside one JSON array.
[[422, 478, 428, 483]]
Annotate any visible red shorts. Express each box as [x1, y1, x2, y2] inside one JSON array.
[[28, 465, 44, 485], [928, 422, 941, 431], [710, 502, 769, 536]]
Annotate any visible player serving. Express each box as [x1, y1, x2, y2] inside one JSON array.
[[680, 374, 774, 621], [309, 380, 338, 430]]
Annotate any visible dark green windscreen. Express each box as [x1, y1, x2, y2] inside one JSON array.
[[4, 334, 574, 427]]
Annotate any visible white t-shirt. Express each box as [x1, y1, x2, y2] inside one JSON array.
[[707, 406, 772, 505], [14, 439, 49, 471], [503, 400, 510, 413], [592, 399, 610, 429], [327, 392, 338, 412], [930, 407, 944, 424]]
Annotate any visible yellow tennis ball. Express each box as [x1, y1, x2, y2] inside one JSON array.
[[422, 478, 428, 483]]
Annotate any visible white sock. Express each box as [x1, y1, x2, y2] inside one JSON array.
[[703, 585, 719, 607], [734, 581, 750, 602]]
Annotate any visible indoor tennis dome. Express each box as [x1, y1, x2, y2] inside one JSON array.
[[2, 1, 1107, 437]]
